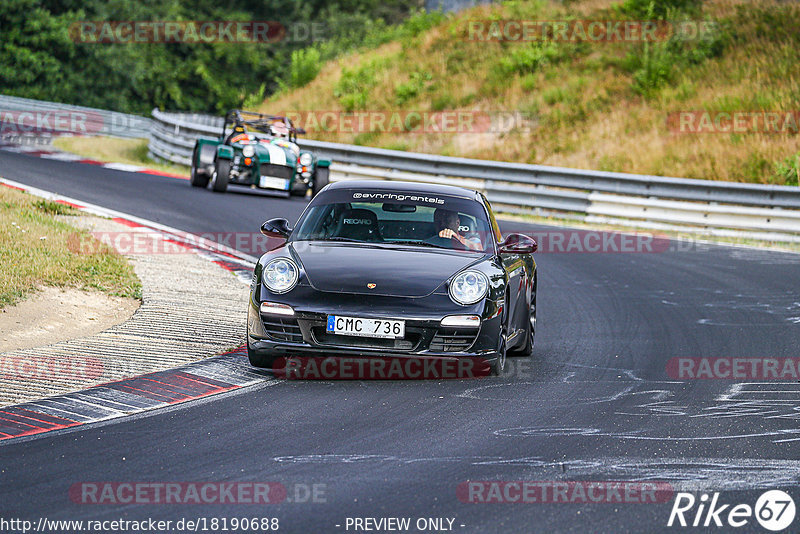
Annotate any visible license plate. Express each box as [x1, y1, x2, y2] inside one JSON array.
[[326, 316, 405, 339], [259, 176, 290, 190]]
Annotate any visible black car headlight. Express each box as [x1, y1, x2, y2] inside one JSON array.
[[449, 270, 488, 305], [263, 258, 299, 293]]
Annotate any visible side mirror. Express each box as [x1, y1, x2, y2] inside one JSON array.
[[498, 233, 537, 254], [296, 127, 306, 135], [261, 218, 292, 239]]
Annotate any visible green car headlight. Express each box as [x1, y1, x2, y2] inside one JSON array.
[[299, 153, 313, 166], [242, 145, 255, 157]]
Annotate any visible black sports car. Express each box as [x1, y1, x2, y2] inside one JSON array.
[[247, 180, 537, 376]]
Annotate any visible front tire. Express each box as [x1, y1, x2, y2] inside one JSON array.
[[247, 345, 277, 369], [490, 336, 507, 376], [312, 167, 329, 197], [211, 159, 231, 193], [189, 145, 210, 188], [289, 182, 308, 197], [510, 275, 536, 357]]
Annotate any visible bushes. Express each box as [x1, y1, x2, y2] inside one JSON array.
[[622, 1, 726, 97], [334, 61, 381, 111], [272, 8, 446, 99], [1, 0, 428, 114], [283, 48, 322, 90], [497, 42, 565, 76], [630, 41, 676, 96], [394, 70, 433, 105], [628, 27, 725, 96], [616, 0, 704, 18], [775, 154, 800, 186]]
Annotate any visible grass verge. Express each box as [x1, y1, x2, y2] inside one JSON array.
[[52, 136, 189, 176], [263, 0, 800, 186], [0, 185, 142, 308]]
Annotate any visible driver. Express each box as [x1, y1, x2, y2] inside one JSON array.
[[270, 122, 290, 139], [433, 208, 482, 251], [226, 123, 248, 144]]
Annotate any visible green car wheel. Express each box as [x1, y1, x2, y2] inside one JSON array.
[[312, 167, 329, 197], [211, 159, 231, 193], [190, 145, 210, 188]]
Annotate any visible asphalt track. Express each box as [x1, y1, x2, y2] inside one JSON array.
[[1, 149, 800, 533]]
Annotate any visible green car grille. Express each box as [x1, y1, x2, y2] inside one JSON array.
[[260, 163, 294, 180]]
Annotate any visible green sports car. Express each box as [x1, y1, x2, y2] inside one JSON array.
[[190, 110, 330, 197]]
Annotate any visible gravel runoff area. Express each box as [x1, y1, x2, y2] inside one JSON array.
[[0, 215, 250, 407]]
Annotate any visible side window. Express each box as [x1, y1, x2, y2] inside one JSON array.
[[482, 195, 502, 244]]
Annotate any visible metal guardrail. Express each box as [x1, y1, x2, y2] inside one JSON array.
[[0, 95, 153, 139], [146, 109, 800, 241], [149, 110, 222, 166]]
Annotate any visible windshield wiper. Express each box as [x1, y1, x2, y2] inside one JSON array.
[[299, 238, 460, 250], [385, 240, 450, 249], [305, 237, 371, 243]]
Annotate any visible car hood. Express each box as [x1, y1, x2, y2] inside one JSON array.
[[290, 242, 482, 297], [247, 142, 295, 167]]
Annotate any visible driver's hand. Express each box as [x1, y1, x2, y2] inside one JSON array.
[[438, 229, 457, 239]]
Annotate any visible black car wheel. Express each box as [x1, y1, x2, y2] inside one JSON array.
[[490, 334, 507, 376], [189, 145, 210, 188], [510, 277, 536, 357], [211, 159, 231, 193], [289, 183, 308, 197], [312, 167, 329, 197], [247, 349, 277, 369]]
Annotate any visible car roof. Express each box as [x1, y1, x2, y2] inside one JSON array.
[[326, 180, 480, 200]]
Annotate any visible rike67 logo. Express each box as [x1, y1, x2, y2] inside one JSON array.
[[668, 490, 795, 531]]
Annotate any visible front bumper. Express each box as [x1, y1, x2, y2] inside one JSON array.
[[246, 300, 503, 361], [229, 162, 297, 191]]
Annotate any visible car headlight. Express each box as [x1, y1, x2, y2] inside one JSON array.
[[449, 270, 488, 305], [263, 258, 299, 293], [242, 145, 255, 157], [299, 153, 313, 166]]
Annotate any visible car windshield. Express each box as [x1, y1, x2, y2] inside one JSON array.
[[293, 190, 493, 253]]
